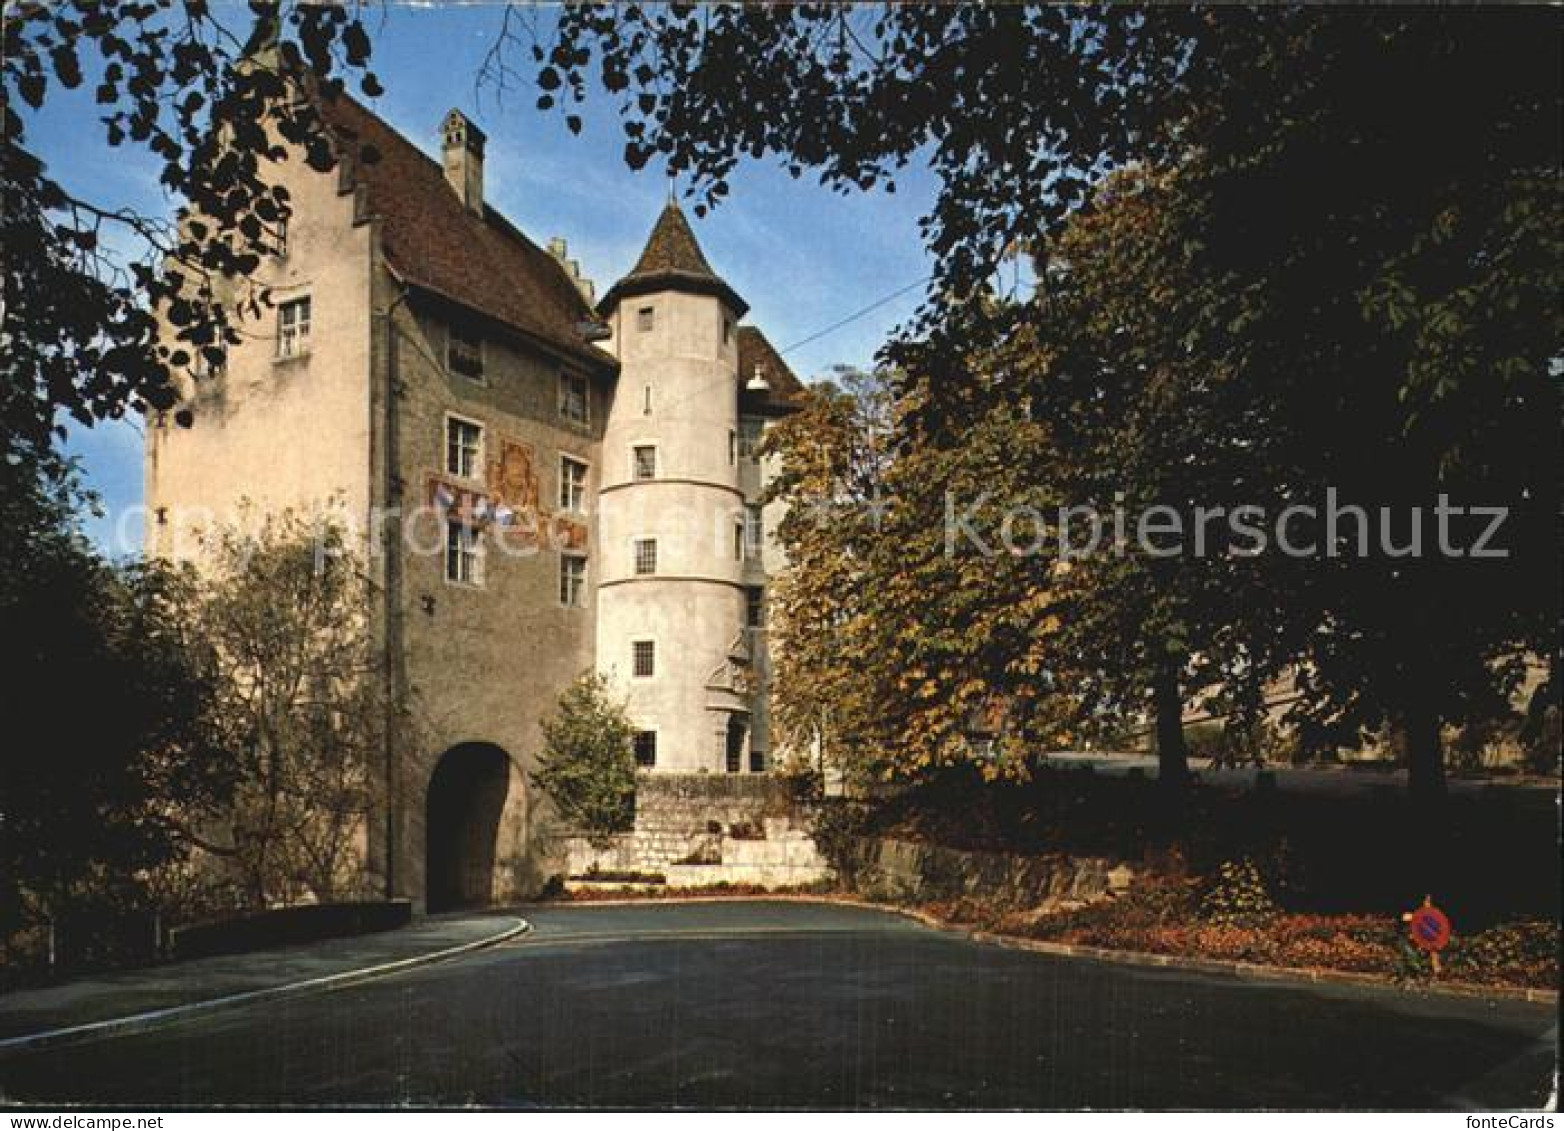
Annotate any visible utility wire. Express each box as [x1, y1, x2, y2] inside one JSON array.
[[779, 277, 930, 356]]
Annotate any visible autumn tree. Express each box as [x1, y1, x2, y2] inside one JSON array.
[[195, 511, 396, 907]]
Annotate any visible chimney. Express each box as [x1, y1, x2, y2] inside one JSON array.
[[547, 236, 597, 303], [440, 109, 486, 215]]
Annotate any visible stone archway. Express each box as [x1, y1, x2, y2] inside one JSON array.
[[425, 742, 513, 912]]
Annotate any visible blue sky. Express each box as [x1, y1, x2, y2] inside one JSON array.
[[37, 3, 939, 555]]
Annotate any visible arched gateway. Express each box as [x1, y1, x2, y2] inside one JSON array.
[[424, 742, 514, 912]]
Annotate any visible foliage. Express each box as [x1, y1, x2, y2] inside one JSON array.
[[532, 672, 637, 847], [806, 800, 871, 889], [3, 0, 383, 471], [1199, 859, 1278, 928], [195, 510, 392, 907], [0, 455, 232, 951]]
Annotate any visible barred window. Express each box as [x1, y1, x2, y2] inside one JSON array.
[[633, 538, 657, 576], [632, 640, 655, 678]]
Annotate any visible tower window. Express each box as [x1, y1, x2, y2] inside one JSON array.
[[632, 640, 656, 678], [559, 455, 588, 514], [445, 416, 483, 481], [744, 504, 763, 560], [448, 322, 484, 381], [559, 371, 589, 424], [637, 306, 655, 332], [276, 296, 311, 359], [634, 538, 657, 575], [445, 521, 483, 586], [633, 730, 657, 767], [722, 316, 733, 345], [732, 521, 744, 562], [746, 586, 765, 629], [728, 429, 737, 466], [738, 417, 764, 460], [559, 553, 586, 607], [633, 444, 658, 481]]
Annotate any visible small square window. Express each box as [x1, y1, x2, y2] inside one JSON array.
[[749, 748, 766, 773], [448, 323, 484, 381], [276, 296, 311, 359], [634, 538, 657, 576], [445, 521, 483, 586], [559, 554, 587, 607], [559, 371, 590, 424], [559, 456, 588, 514], [632, 640, 655, 678], [633, 730, 657, 767], [633, 445, 657, 481], [445, 417, 483, 480], [637, 306, 655, 332]]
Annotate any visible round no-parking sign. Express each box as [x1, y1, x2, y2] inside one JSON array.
[[1405, 900, 1451, 952]]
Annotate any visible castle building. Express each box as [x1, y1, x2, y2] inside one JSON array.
[[144, 97, 803, 910]]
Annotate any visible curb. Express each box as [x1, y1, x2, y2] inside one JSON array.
[[528, 893, 1559, 1006], [0, 916, 531, 1057]]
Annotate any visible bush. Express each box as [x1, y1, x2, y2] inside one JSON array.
[[1200, 858, 1278, 927]]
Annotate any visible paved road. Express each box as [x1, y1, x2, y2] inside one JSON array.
[[0, 902, 1553, 1109]]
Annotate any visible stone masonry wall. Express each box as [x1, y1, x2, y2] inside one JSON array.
[[845, 838, 1136, 910], [556, 773, 828, 889]]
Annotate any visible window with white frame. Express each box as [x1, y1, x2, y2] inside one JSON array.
[[632, 640, 655, 678], [445, 521, 482, 585], [448, 322, 484, 381], [445, 416, 483, 481], [738, 417, 764, 460], [559, 455, 588, 513], [633, 538, 657, 576], [559, 553, 587, 607], [632, 444, 657, 481], [559, 370, 589, 424], [276, 296, 311, 358], [637, 306, 655, 332], [633, 730, 657, 767], [744, 504, 763, 560]]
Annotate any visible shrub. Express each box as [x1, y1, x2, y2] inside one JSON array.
[[533, 673, 637, 847], [1200, 858, 1278, 927]]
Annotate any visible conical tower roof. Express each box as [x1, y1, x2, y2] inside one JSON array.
[[600, 201, 748, 317]]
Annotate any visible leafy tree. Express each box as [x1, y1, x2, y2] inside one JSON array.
[[532, 673, 636, 846], [0, 453, 231, 950], [195, 510, 394, 907], [3, 0, 383, 470]]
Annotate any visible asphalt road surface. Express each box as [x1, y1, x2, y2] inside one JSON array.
[[0, 902, 1554, 1109]]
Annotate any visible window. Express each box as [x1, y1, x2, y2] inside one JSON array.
[[276, 296, 311, 358], [633, 730, 657, 767], [633, 444, 658, 481], [632, 640, 655, 678], [559, 456, 588, 514], [722, 316, 733, 345], [445, 521, 482, 585], [445, 416, 483, 481], [274, 217, 288, 257], [633, 538, 657, 576], [738, 417, 764, 460], [746, 586, 765, 629], [559, 370, 589, 424], [643, 384, 652, 415], [559, 554, 587, 607], [732, 521, 744, 562], [637, 306, 655, 332], [448, 323, 484, 381], [749, 748, 766, 773], [728, 429, 737, 466], [744, 504, 763, 560]]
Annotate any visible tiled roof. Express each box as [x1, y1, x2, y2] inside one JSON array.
[[315, 94, 615, 372], [737, 326, 805, 414], [600, 200, 748, 317]]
